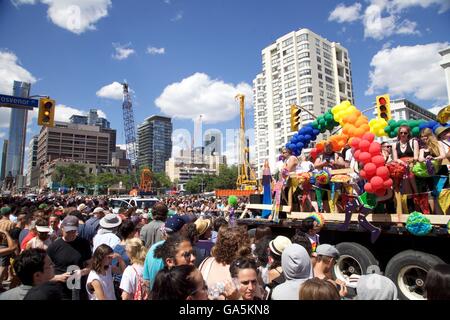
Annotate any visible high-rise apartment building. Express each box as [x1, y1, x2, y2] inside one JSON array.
[[137, 115, 172, 173], [253, 28, 354, 177], [26, 135, 39, 186]]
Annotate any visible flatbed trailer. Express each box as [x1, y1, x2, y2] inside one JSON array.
[[238, 203, 450, 300]]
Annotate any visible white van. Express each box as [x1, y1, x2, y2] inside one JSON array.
[[109, 197, 159, 214]]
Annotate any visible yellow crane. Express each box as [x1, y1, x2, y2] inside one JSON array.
[[235, 94, 257, 190]]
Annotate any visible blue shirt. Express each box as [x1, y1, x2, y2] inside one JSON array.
[[113, 244, 131, 283], [142, 240, 165, 288]]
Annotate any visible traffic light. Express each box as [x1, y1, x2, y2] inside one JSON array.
[[38, 98, 55, 127], [376, 94, 391, 121], [290, 105, 301, 132]]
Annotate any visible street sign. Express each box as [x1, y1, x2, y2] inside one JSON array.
[[0, 94, 39, 110]]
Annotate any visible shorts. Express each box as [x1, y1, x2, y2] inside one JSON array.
[[0, 245, 11, 267]]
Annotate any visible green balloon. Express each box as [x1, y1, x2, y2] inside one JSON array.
[[389, 131, 396, 138], [384, 125, 392, 133], [311, 121, 319, 129], [319, 119, 326, 126], [398, 120, 407, 127], [325, 113, 334, 122], [393, 127, 399, 136], [411, 127, 420, 137], [388, 120, 396, 127]]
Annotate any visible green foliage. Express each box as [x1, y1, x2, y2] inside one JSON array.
[[52, 164, 88, 188], [184, 165, 238, 194], [153, 172, 172, 189]]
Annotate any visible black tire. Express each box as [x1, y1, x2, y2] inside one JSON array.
[[385, 250, 444, 300], [332, 242, 379, 281]]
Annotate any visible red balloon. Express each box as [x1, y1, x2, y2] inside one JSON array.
[[370, 176, 384, 190], [364, 163, 377, 176], [360, 169, 366, 179], [369, 142, 381, 156], [364, 183, 374, 193], [376, 166, 390, 179], [362, 132, 375, 143], [383, 178, 393, 188], [359, 140, 370, 152], [350, 137, 361, 149], [372, 155, 385, 167], [359, 152, 372, 164], [354, 149, 361, 161]]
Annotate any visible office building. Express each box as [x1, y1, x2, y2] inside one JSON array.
[[0, 140, 8, 181], [440, 46, 450, 103], [253, 28, 354, 177], [137, 115, 172, 173], [26, 135, 39, 187]]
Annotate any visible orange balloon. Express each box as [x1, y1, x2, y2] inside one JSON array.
[[354, 128, 365, 137], [355, 117, 367, 127], [316, 141, 325, 152], [360, 124, 370, 132], [345, 114, 358, 124]]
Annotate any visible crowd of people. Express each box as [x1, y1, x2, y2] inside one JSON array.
[[0, 194, 449, 300], [277, 125, 450, 215]]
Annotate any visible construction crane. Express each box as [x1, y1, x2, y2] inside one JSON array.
[[235, 94, 257, 190]]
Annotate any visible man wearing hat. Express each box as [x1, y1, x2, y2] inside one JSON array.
[[313, 244, 341, 281], [47, 215, 92, 300], [140, 202, 168, 249], [92, 213, 122, 252], [83, 207, 106, 243], [193, 218, 213, 267]]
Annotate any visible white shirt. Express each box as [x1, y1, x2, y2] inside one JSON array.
[[86, 267, 116, 300], [119, 264, 144, 298], [297, 161, 314, 173]]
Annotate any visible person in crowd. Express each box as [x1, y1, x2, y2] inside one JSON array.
[[291, 231, 314, 267], [0, 248, 57, 300], [266, 236, 291, 285], [0, 206, 16, 291], [355, 273, 398, 300], [48, 214, 61, 242], [229, 257, 264, 300], [0, 229, 17, 293], [271, 244, 313, 300], [198, 226, 251, 293], [211, 217, 228, 243], [314, 142, 345, 170], [194, 218, 214, 257], [93, 213, 122, 252], [435, 126, 450, 161], [83, 207, 106, 243], [86, 244, 126, 300], [24, 218, 52, 251], [299, 217, 321, 253], [381, 142, 393, 163], [252, 236, 272, 286], [313, 244, 347, 297], [297, 154, 315, 173], [425, 263, 450, 300], [119, 238, 148, 300], [23, 281, 64, 300], [142, 215, 187, 290], [46, 215, 92, 300], [154, 234, 196, 268], [299, 277, 340, 300], [151, 265, 208, 300], [18, 213, 34, 246], [140, 202, 168, 248]]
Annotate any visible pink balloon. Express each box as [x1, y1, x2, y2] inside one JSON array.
[[364, 183, 374, 193], [372, 155, 385, 168], [364, 163, 377, 176], [350, 137, 361, 149], [359, 140, 370, 152], [376, 166, 390, 179], [383, 178, 393, 188], [360, 169, 366, 179], [369, 142, 381, 156], [370, 176, 384, 190], [362, 132, 375, 143], [359, 152, 372, 164]]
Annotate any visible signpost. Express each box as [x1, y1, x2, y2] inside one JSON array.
[[0, 94, 39, 110]]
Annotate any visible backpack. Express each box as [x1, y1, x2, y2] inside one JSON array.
[[132, 266, 149, 300]]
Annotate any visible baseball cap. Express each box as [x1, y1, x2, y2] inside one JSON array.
[[269, 236, 292, 256], [164, 216, 186, 233], [316, 244, 340, 259], [36, 225, 51, 233], [0, 206, 11, 216], [61, 215, 79, 232]]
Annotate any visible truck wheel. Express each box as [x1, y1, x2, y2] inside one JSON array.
[[385, 250, 444, 300], [333, 242, 379, 282]]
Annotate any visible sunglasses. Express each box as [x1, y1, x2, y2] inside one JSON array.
[[400, 132, 409, 135], [181, 250, 195, 260], [383, 145, 392, 148]]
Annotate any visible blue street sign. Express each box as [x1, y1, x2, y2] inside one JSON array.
[[0, 94, 39, 110]]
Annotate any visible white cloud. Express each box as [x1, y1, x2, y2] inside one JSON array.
[[13, 0, 112, 34], [154, 73, 253, 124], [97, 109, 107, 118], [0, 50, 37, 95], [54, 104, 84, 122], [96, 81, 123, 100], [395, 19, 420, 35], [389, 0, 450, 14], [363, 4, 397, 39], [0, 132, 6, 139], [328, 3, 362, 23], [112, 42, 135, 60], [146, 47, 165, 55], [171, 11, 183, 21], [366, 42, 449, 103]]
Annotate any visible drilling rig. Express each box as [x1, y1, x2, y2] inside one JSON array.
[[235, 94, 257, 190]]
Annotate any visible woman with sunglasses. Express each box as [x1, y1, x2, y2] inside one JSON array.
[[154, 233, 196, 268], [381, 142, 392, 163], [392, 125, 420, 198]]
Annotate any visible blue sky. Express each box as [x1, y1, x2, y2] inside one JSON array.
[[0, 0, 449, 165]]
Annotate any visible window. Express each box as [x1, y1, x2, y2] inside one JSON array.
[[315, 38, 321, 46], [284, 72, 295, 81], [320, 98, 325, 105], [325, 76, 333, 83], [299, 61, 310, 69], [285, 89, 297, 97], [283, 55, 294, 64], [286, 98, 297, 106], [297, 33, 309, 42], [316, 48, 321, 56], [299, 78, 312, 85], [326, 84, 334, 91], [325, 67, 333, 76], [300, 86, 312, 94], [324, 52, 332, 60], [324, 60, 332, 68], [284, 64, 295, 72], [299, 69, 311, 77], [327, 92, 335, 100], [320, 90, 324, 97], [318, 73, 323, 79], [300, 96, 313, 103], [283, 47, 294, 56], [282, 37, 293, 47], [319, 81, 324, 88], [322, 42, 331, 52], [298, 52, 310, 60], [284, 80, 296, 89], [318, 65, 322, 71], [298, 43, 309, 51], [317, 56, 321, 63]]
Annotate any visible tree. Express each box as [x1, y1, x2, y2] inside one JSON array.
[[152, 172, 172, 189], [212, 165, 238, 189], [52, 164, 88, 189]]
